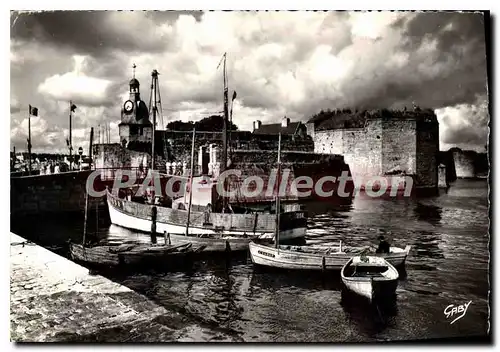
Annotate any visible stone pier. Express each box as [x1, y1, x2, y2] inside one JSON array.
[[10, 233, 235, 342]]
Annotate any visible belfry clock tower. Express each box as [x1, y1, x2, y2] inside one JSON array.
[[118, 64, 153, 147]]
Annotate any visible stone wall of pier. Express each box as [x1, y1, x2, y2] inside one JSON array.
[[10, 171, 105, 217]]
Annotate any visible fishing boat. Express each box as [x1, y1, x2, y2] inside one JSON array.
[[69, 241, 194, 267], [248, 241, 411, 271], [107, 61, 307, 250], [107, 189, 306, 246], [340, 255, 399, 301]]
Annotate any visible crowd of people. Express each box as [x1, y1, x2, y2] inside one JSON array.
[[11, 155, 90, 174]]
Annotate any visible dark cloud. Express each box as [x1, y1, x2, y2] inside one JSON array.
[[390, 11, 488, 108], [398, 12, 486, 51], [10, 11, 183, 57], [300, 11, 489, 114]]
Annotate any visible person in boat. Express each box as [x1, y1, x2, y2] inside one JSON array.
[[376, 235, 390, 254]]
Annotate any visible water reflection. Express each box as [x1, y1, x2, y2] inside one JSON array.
[[411, 231, 445, 260], [249, 267, 343, 293], [340, 290, 398, 337], [413, 202, 442, 226]]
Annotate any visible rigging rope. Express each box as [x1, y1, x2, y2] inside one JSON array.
[[156, 78, 165, 130]]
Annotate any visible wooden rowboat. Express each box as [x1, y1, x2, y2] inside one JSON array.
[[248, 241, 411, 271], [69, 242, 194, 267], [341, 256, 399, 302]]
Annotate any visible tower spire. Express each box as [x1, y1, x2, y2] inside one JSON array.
[[132, 63, 136, 78]]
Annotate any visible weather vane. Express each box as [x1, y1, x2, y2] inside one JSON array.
[[132, 63, 136, 78]]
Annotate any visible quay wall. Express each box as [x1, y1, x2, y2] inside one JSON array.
[[10, 171, 105, 217]]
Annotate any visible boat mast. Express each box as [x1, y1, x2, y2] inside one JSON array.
[[82, 128, 93, 246], [275, 132, 282, 249], [221, 53, 229, 174], [69, 101, 76, 170], [185, 128, 196, 236], [27, 106, 32, 175], [151, 69, 159, 172], [217, 53, 229, 211], [88, 127, 94, 169], [82, 181, 89, 246]]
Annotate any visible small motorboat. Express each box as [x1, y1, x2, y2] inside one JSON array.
[[341, 255, 399, 302]]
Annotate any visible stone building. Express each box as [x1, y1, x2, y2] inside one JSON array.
[[306, 108, 440, 191]]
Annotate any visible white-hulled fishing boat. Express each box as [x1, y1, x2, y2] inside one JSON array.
[[248, 241, 411, 270], [341, 255, 399, 301], [107, 190, 307, 243]]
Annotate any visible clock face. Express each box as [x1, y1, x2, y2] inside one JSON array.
[[124, 100, 134, 112]]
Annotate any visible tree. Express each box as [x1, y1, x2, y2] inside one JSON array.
[[167, 115, 238, 132], [166, 120, 195, 131]]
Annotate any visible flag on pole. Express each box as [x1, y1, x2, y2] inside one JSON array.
[[29, 105, 38, 116], [232, 91, 237, 101], [70, 103, 77, 112]]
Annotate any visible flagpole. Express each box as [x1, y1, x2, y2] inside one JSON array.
[[69, 101, 73, 171], [28, 105, 32, 175]]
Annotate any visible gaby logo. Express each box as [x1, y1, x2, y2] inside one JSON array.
[[444, 300, 472, 324]]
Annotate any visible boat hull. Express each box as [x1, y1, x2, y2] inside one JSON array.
[[163, 233, 252, 252], [340, 257, 399, 301], [248, 242, 410, 271], [340, 277, 399, 301], [69, 242, 193, 268], [107, 194, 307, 249]]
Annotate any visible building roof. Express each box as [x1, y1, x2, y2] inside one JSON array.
[[253, 122, 303, 135]]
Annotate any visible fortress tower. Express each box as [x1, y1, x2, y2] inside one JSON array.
[[307, 108, 440, 192]]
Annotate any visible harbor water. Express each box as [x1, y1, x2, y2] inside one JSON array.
[[11, 179, 490, 342]]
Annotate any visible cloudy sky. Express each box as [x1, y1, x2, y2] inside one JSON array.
[[10, 11, 489, 154]]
